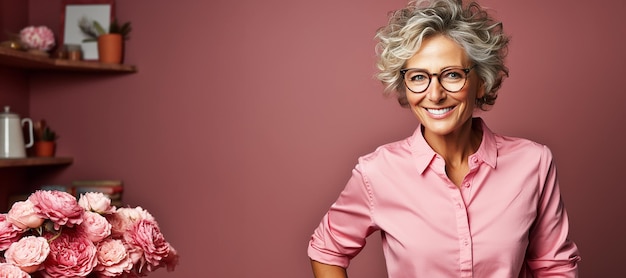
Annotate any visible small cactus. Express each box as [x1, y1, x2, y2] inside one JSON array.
[[40, 126, 58, 141]]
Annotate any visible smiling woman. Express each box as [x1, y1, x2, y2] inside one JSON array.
[[402, 35, 483, 148], [307, 0, 580, 277]]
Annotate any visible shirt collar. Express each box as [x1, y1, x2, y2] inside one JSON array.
[[409, 117, 498, 174]]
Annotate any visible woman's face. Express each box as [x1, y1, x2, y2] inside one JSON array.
[[404, 35, 483, 138]]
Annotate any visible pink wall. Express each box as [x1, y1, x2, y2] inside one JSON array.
[[2, 0, 622, 276], [0, 0, 28, 114]]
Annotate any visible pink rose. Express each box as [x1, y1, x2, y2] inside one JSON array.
[[79, 211, 111, 243], [19, 26, 55, 51], [7, 201, 45, 231], [108, 207, 154, 237], [0, 263, 30, 278], [42, 229, 97, 277], [123, 219, 170, 273], [4, 236, 50, 273], [78, 192, 115, 214], [28, 190, 84, 230], [0, 215, 21, 251], [94, 238, 133, 276]]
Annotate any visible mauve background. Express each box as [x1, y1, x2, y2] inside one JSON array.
[[0, 0, 624, 277]]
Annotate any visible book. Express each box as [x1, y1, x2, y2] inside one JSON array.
[[72, 180, 123, 187], [72, 180, 124, 206], [40, 185, 70, 193]]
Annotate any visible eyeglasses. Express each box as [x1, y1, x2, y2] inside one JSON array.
[[400, 65, 476, 93]]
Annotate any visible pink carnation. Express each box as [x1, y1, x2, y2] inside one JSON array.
[[79, 211, 111, 243], [1, 190, 179, 277], [42, 229, 97, 277], [108, 207, 154, 237], [4, 236, 50, 273], [0, 263, 30, 278], [78, 192, 115, 214], [123, 219, 170, 273], [28, 190, 84, 230], [0, 214, 21, 251], [7, 200, 45, 231], [19, 26, 55, 51], [94, 238, 133, 276]]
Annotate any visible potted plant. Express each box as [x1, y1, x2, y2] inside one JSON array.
[[33, 121, 58, 157], [79, 17, 132, 64]]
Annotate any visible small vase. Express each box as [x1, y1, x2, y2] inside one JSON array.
[[97, 34, 123, 64], [34, 141, 55, 157]]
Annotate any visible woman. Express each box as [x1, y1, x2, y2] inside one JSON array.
[[307, 0, 580, 277]]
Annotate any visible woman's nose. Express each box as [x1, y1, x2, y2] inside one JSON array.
[[426, 77, 446, 103]]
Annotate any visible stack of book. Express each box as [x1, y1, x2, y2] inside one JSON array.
[[72, 180, 124, 207]]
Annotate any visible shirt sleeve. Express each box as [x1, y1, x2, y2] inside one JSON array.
[[525, 145, 581, 276], [307, 162, 378, 268]]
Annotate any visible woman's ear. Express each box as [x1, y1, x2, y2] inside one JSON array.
[[476, 78, 486, 99]]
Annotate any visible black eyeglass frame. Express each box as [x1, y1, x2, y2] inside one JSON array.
[[400, 65, 476, 93]]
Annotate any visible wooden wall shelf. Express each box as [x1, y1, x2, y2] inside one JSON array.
[[0, 47, 136, 73], [0, 157, 73, 168]]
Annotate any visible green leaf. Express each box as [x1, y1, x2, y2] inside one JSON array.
[[93, 20, 107, 36], [108, 19, 132, 40]]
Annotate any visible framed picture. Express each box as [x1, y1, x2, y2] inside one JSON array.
[[61, 0, 115, 60]]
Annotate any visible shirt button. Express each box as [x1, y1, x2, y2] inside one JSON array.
[[471, 157, 478, 163], [464, 182, 470, 188], [464, 239, 469, 246], [456, 203, 462, 208]]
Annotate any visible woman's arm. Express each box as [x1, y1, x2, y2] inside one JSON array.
[[311, 260, 347, 278], [308, 163, 377, 275], [526, 146, 580, 276]]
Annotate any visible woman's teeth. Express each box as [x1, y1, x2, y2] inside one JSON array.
[[426, 107, 453, 115]]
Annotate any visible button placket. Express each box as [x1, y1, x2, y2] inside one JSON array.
[[449, 185, 473, 276]]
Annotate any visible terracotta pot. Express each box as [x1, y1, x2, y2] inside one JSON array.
[[34, 141, 56, 157], [97, 34, 123, 64]]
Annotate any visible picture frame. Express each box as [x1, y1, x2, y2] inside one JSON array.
[[61, 0, 115, 60]]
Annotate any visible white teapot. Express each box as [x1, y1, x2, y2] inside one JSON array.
[[0, 106, 34, 158]]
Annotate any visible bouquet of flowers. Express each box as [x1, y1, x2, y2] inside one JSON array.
[[19, 26, 55, 52], [0, 190, 178, 277]]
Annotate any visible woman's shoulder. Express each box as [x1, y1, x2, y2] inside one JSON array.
[[359, 136, 415, 165], [493, 132, 553, 159]]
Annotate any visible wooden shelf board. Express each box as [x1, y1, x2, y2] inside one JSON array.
[[0, 157, 73, 168], [0, 47, 136, 73]]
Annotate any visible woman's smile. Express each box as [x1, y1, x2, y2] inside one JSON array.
[[424, 106, 455, 117]]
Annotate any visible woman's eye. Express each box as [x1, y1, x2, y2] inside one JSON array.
[[409, 73, 428, 82], [443, 71, 463, 80]]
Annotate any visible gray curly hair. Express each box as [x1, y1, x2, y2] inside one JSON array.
[[375, 0, 510, 110]]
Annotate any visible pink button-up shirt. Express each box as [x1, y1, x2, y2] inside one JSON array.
[[308, 118, 580, 277]]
